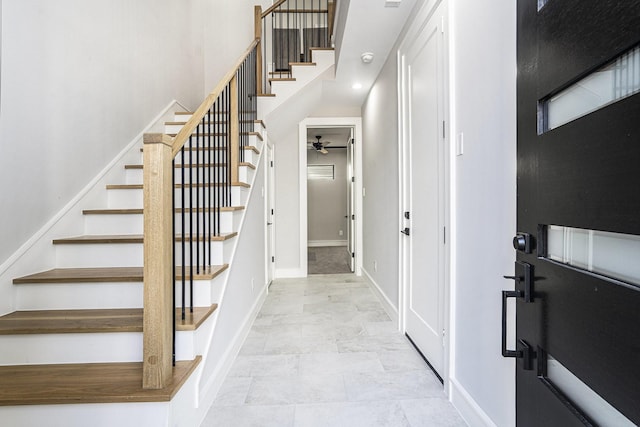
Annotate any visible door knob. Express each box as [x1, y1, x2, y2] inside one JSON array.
[[512, 232, 532, 253]]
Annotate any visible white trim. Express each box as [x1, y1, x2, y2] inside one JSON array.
[[0, 99, 188, 277], [196, 284, 268, 415], [275, 268, 306, 279], [307, 240, 348, 247], [450, 377, 499, 427], [299, 117, 363, 277], [362, 267, 399, 329]]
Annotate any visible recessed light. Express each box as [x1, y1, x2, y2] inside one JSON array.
[[385, 0, 401, 7], [361, 52, 374, 64], [352, 83, 363, 90]]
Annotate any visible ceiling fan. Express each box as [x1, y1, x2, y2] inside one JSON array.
[[309, 135, 331, 154]]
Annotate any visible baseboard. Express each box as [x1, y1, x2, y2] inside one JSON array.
[[361, 267, 399, 328], [308, 240, 348, 247], [449, 377, 500, 427], [0, 99, 188, 278], [196, 284, 268, 419], [275, 268, 306, 278]]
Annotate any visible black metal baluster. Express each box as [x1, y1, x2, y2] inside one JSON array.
[[188, 133, 194, 314], [196, 119, 200, 277], [172, 158, 176, 366], [181, 145, 186, 321], [208, 106, 212, 267]]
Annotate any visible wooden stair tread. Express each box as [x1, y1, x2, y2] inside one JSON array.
[[0, 356, 201, 406], [269, 78, 296, 82], [125, 162, 256, 170], [140, 145, 260, 154], [309, 47, 334, 51], [13, 264, 229, 284], [106, 182, 250, 189], [256, 93, 276, 97], [82, 206, 245, 215], [52, 232, 238, 244], [0, 305, 217, 335], [290, 62, 317, 66]]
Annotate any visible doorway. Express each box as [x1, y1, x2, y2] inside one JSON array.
[[306, 127, 353, 274], [399, 0, 450, 381], [299, 117, 363, 277]]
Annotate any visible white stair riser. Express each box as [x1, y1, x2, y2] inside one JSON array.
[[125, 165, 254, 185], [107, 186, 247, 209], [175, 311, 217, 361], [54, 240, 232, 268], [15, 276, 220, 311], [84, 210, 239, 235], [0, 327, 202, 365], [0, 333, 142, 365]]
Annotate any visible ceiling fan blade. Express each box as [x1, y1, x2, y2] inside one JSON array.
[[320, 148, 329, 154]]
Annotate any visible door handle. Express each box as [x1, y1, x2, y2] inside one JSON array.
[[501, 290, 524, 359], [400, 227, 410, 236], [267, 222, 273, 226]]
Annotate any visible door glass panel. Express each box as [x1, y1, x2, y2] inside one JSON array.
[[546, 225, 640, 286], [545, 355, 635, 426], [541, 45, 640, 132]]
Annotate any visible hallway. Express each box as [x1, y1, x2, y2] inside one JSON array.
[[202, 274, 466, 426]]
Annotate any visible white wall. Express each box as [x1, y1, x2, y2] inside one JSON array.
[[449, 0, 517, 426], [360, 54, 400, 309], [360, 0, 517, 425], [0, 0, 205, 266], [203, 0, 272, 91], [307, 149, 348, 243]]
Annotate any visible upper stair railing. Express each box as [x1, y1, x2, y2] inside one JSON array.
[[142, 40, 258, 389], [255, 0, 336, 94]]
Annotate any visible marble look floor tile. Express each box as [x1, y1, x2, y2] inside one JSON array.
[[228, 354, 300, 377], [201, 404, 295, 427], [344, 370, 445, 402], [270, 312, 334, 326], [377, 350, 430, 372], [246, 374, 347, 405], [293, 401, 411, 427], [332, 310, 391, 323], [212, 377, 252, 407], [363, 321, 399, 336], [248, 323, 302, 340], [263, 336, 339, 355], [401, 398, 468, 427], [238, 336, 267, 356], [303, 301, 359, 313], [337, 334, 413, 353], [259, 301, 304, 315], [299, 321, 366, 339], [298, 352, 384, 376]]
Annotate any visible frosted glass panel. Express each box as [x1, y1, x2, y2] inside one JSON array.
[[546, 225, 640, 286], [544, 45, 640, 131], [546, 355, 635, 426]]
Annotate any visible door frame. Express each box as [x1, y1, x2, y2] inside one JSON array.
[[299, 117, 363, 277], [397, 0, 452, 389], [265, 140, 276, 286]]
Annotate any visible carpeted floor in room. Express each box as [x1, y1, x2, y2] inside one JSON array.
[[307, 246, 352, 275]]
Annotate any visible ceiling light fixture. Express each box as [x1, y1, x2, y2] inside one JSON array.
[[385, 0, 401, 7], [361, 52, 374, 64], [352, 83, 363, 90]]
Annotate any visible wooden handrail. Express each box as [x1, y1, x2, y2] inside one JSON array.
[[261, 0, 288, 18], [171, 38, 260, 158]]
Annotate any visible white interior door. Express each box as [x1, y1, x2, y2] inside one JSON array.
[[266, 143, 275, 285], [347, 127, 355, 272], [401, 1, 447, 378]]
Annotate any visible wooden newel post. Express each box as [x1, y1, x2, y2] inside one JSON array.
[[255, 5, 263, 95], [142, 133, 174, 389]]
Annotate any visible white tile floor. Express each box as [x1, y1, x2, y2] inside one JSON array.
[[201, 274, 467, 427]]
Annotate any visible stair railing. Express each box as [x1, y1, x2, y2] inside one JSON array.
[[255, 0, 336, 94], [142, 39, 258, 389]]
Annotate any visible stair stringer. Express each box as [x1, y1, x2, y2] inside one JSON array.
[[186, 130, 269, 425]]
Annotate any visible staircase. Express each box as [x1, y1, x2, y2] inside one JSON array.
[[0, 15, 335, 427], [0, 110, 265, 426]]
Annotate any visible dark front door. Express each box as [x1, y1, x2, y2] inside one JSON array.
[[513, 1, 640, 425]]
